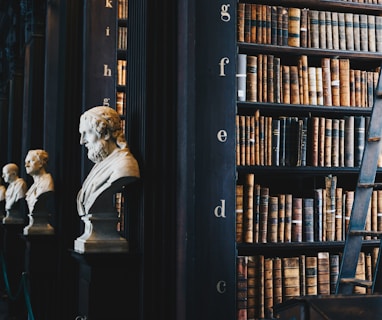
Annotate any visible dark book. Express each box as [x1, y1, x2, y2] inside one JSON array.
[[303, 198, 314, 242], [246, 116, 251, 165], [331, 118, 339, 167], [314, 188, 323, 242], [284, 194, 293, 242], [279, 116, 287, 166], [300, 255, 306, 296], [330, 254, 340, 294], [282, 7, 289, 46], [256, 255, 265, 318], [292, 197, 303, 242], [271, 6, 277, 45], [244, 4, 252, 43], [354, 116, 365, 167], [237, 3, 245, 43], [273, 57, 281, 103], [237, 256, 248, 320], [256, 4, 263, 44], [290, 66, 300, 104], [259, 187, 269, 243], [319, 117, 326, 167], [278, 194, 285, 243], [254, 184, 261, 243], [264, 258, 273, 318], [339, 119, 345, 167], [277, 6, 283, 46], [316, 67, 324, 105], [311, 117, 319, 166], [268, 196, 278, 243], [298, 117, 308, 167], [300, 55, 309, 105], [272, 119, 280, 166], [288, 8, 301, 47], [350, 69, 356, 107], [267, 54, 274, 103]]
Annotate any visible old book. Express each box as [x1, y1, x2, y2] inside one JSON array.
[[339, 59, 350, 106], [279, 117, 287, 166], [345, 190, 354, 236], [299, 117, 308, 166], [335, 187, 343, 241], [324, 118, 332, 167], [284, 194, 293, 242], [321, 58, 332, 106], [316, 67, 324, 105], [259, 115, 265, 165], [237, 53, 247, 102], [378, 190, 382, 232], [259, 187, 269, 243], [250, 116, 255, 165], [246, 116, 251, 165], [255, 110, 260, 166], [250, 4, 257, 43], [268, 196, 278, 243], [290, 66, 300, 104], [325, 11, 333, 49], [368, 15, 376, 52], [237, 3, 245, 42], [273, 257, 282, 307], [303, 198, 314, 242], [264, 258, 273, 318], [338, 13, 346, 50], [353, 13, 360, 51], [376, 16, 382, 52], [239, 115, 246, 165], [262, 55, 268, 102], [322, 188, 327, 241], [244, 174, 255, 243], [330, 58, 340, 106], [288, 8, 301, 47], [360, 14, 368, 51], [305, 256, 318, 295], [116, 91, 125, 115], [366, 253, 373, 294], [314, 188, 323, 241], [319, 117, 326, 167], [278, 194, 285, 242], [257, 54, 263, 102], [256, 255, 265, 318], [265, 5, 272, 45], [282, 65, 290, 104], [339, 119, 345, 167], [267, 54, 274, 103], [244, 4, 252, 43], [331, 118, 339, 167], [246, 55, 258, 102], [271, 6, 277, 45], [331, 12, 339, 50], [236, 184, 244, 243], [325, 175, 337, 241], [292, 197, 303, 242], [372, 190, 378, 239], [254, 184, 261, 243], [247, 257, 256, 319], [236, 116, 240, 165], [300, 8, 308, 48], [345, 13, 354, 50], [237, 256, 248, 320], [319, 11, 326, 49], [308, 67, 317, 105], [277, 6, 283, 46], [350, 69, 356, 106], [330, 254, 340, 294], [300, 255, 306, 296], [309, 10, 319, 48], [282, 257, 300, 300], [273, 57, 281, 103], [317, 252, 330, 295], [354, 116, 365, 167], [266, 116, 272, 166], [311, 117, 319, 166], [354, 69, 362, 107], [256, 5, 263, 44], [355, 252, 366, 294], [282, 7, 289, 46]]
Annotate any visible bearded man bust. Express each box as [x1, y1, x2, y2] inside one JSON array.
[[74, 106, 140, 253]]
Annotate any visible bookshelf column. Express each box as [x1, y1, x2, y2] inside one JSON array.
[[193, 1, 236, 319]]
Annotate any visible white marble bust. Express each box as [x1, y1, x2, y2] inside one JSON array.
[[75, 106, 140, 253], [2, 163, 27, 223], [24, 149, 55, 235]]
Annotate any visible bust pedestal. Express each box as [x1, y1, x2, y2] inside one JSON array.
[[71, 251, 139, 320]]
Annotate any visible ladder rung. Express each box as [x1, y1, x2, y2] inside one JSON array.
[[368, 136, 381, 142], [358, 182, 382, 189], [349, 230, 382, 237], [340, 278, 373, 288]]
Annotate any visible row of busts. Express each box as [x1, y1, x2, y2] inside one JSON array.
[[0, 149, 54, 236]]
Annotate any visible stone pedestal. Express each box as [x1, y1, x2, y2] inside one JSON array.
[[71, 251, 139, 320], [3, 199, 27, 225], [74, 213, 128, 253]]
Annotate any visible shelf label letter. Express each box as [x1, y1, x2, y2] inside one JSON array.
[[105, 0, 113, 8], [103, 64, 112, 77], [219, 57, 229, 76], [220, 4, 231, 22], [106, 26, 110, 36], [103, 98, 110, 106], [217, 130, 227, 142], [216, 280, 227, 294], [214, 200, 226, 218]]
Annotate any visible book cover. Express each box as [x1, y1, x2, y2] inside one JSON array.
[[338, 13, 346, 50], [246, 55, 258, 102], [273, 257, 282, 307], [319, 11, 326, 49], [244, 4, 252, 43], [244, 174, 255, 243], [305, 256, 318, 295], [259, 187, 269, 243], [268, 196, 278, 243], [317, 252, 330, 295], [360, 14, 368, 52], [353, 13, 360, 51], [309, 10, 319, 48], [237, 256, 248, 320], [282, 256, 300, 300], [345, 13, 354, 50], [324, 118, 332, 167], [250, 4, 257, 43], [288, 8, 301, 47], [368, 15, 376, 52], [237, 54, 247, 101], [278, 194, 285, 242], [303, 198, 314, 242], [292, 197, 303, 242], [331, 11, 339, 50], [236, 184, 244, 243]]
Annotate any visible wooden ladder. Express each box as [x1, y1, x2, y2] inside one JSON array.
[[336, 66, 382, 295]]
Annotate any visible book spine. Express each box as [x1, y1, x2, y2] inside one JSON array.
[[244, 174, 255, 243], [272, 119, 280, 166], [303, 198, 314, 242], [282, 257, 301, 300], [318, 117, 326, 167], [325, 11, 333, 49], [259, 187, 269, 243], [330, 58, 340, 106], [288, 8, 301, 47], [264, 258, 273, 318], [311, 117, 319, 167], [335, 187, 343, 241], [376, 16, 382, 52], [273, 257, 282, 307], [246, 56, 258, 102], [268, 196, 279, 243], [247, 257, 256, 319], [338, 13, 346, 50], [319, 11, 326, 49], [308, 67, 317, 105], [314, 188, 323, 241], [316, 67, 324, 105], [244, 4, 252, 43], [309, 10, 319, 48], [237, 3, 245, 43], [345, 191, 354, 236], [330, 254, 340, 294], [290, 66, 300, 104], [339, 119, 345, 167], [300, 8, 308, 48], [236, 184, 244, 243], [278, 194, 285, 243], [237, 54, 247, 101], [354, 116, 365, 167], [321, 58, 332, 106], [324, 118, 332, 167], [250, 4, 257, 43], [317, 252, 330, 295], [332, 12, 339, 50], [237, 256, 248, 320], [292, 197, 303, 242], [284, 194, 293, 242], [282, 65, 290, 104], [305, 256, 318, 295], [345, 13, 354, 50], [353, 13, 360, 51], [360, 14, 368, 51], [368, 15, 376, 52], [339, 59, 350, 107], [331, 119, 339, 167]]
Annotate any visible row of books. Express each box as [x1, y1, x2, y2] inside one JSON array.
[[117, 26, 128, 51], [237, 3, 382, 52], [236, 174, 382, 244], [237, 54, 378, 107], [237, 250, 377, 320], [118, 0, 128, 20], [236, 112, 379, 168]]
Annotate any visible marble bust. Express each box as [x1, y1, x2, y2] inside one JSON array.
[[74, 106, 140, 253], [23, 149, 55, 235], [2, 163, 27, 224]]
